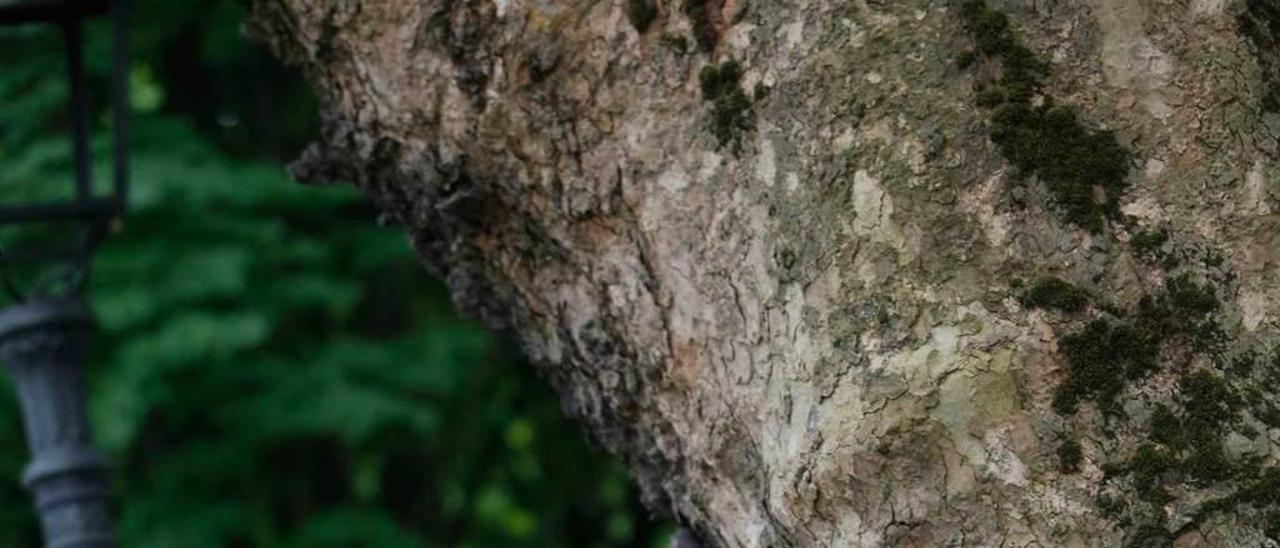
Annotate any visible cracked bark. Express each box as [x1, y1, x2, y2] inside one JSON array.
[[249, 0, 1280, 546]]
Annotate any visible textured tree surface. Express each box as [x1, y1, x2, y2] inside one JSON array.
[[249, 0, 1280, 545]]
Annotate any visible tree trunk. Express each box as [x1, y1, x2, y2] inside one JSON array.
[[247, 0, 1280, 545]]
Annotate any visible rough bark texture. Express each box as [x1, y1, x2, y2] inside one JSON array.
[[248, 0, 1280, 545]]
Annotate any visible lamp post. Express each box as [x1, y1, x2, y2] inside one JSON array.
[[0, 1, 128, 546]]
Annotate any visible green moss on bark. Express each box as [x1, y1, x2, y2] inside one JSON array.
[[1130, 227, 1169, 259], [698, 60, 752, 151], [627, 0, 658, 33], [1053, 318, 1157, 415], [684, 0, 718, 52], [959, 0, 1131, 231], [1021, 277, 1088, 313], [1134, 274, 1224, 352], [1052, 275, 1222, 416], [1239, 0, 1280, 113], [1058, 440, 1083, 473]]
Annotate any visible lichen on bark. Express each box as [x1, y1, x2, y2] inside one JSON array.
[[248, 0, 1280, 545]]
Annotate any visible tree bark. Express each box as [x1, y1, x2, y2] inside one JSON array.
[[248, 0, 1280, 545]]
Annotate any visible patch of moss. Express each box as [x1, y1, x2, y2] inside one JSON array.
[[988, 101, 1130, 230], [959, 1, 1047, 105], [1203, 248, 1226, 269], [1240, 0, 1280, 44], [1103, 367, 1258, 532], [1174, 278, 1219, 318], [1128, 444, 1176, 504], [1190, 466, 1280, 538], [699, 60, 740, 96], [1258, 405, 1280, 429], [997, 45, 1048, 104], [1134, 274, 1223, 352], [1183, 439, 1234, 486], [1173, 372, 1241, 484], [1067, 245, 1280, 540], [1058, 440, 1083, 473], [1022, 277, 1088, 313], [1229, 350, 1258, 377], [684, 0, 718, 52], [1053, 319, 1158, 415], [1053, 273, 1227, 417], [959, 0, 1130, 231], [1239, 0, 1280, 113], [1168, 275, 1221, 316], [1130, 228, 1169, 259], [1096, 494, 1124, 518], [1265, 350, 1280, 388], [975, 86, 1007, 108], [1265, 88, 1280, 113], [1124, 521, 1171, 548], [699, 60, 753, 151], [1212, 466, 1280, 510], [660, 33, 690, 54], [627, 0, 658, 33], [959, 0, 1016, 56], [1180, 370, 1242, 427], [1149, 404, 1183, 449], [1269, 511, 1280, 542], [753, 81, 770, 101]]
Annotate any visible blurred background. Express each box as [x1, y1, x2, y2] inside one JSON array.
[[0, 0, 669, 546]]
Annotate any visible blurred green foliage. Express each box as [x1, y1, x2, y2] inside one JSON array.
[[0, 1, 668, 546]]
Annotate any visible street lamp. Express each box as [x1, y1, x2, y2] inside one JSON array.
[[0, 0, 128, 546]]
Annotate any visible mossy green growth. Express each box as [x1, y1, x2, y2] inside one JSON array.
[[1175, 466, 1280, 541], [1128, 444, 1177, 504], [699, 60, 752, 151], [1175, 371, 1242, 484], [1200, 466, 1280, 515], [1095, 494, 1124, 518], [959, 0, 1016, 56], [1058, 440, 1083, 473], [1064, 246, 1280, 541], [1134, 274, 1223, 352], [1022, 277, 1088, 313], [1264, 88, 1280, 113], [959, 0, 1047, 100], [684, 0, 717, 52], [1053, 274, 1224, 416], [1229, 350, 1258, 377], [988, 102, 1131, 230], [1165, 275, 1221, 318], [1130, 228, 1169, 259], [627, 0, 658, 33], [1104, 370, 1252, 531], [1124, 521, 1172, 548], [960, 0, 1131, 231], [974, 86, 1007, 108], [1180, 370, 1242, 427], [659, 34, 690, 55], [1239, 0, 1280, 113], [699, 60, 740, 97], [1148, 404, 1183, 448], [1053, 319, 1157, 415]]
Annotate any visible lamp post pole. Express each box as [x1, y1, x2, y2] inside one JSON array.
[[0, 301, 114, 547], [0, 0, 129, 546]]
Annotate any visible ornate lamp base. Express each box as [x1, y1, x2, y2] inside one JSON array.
[[0, 300, 115, 548]]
